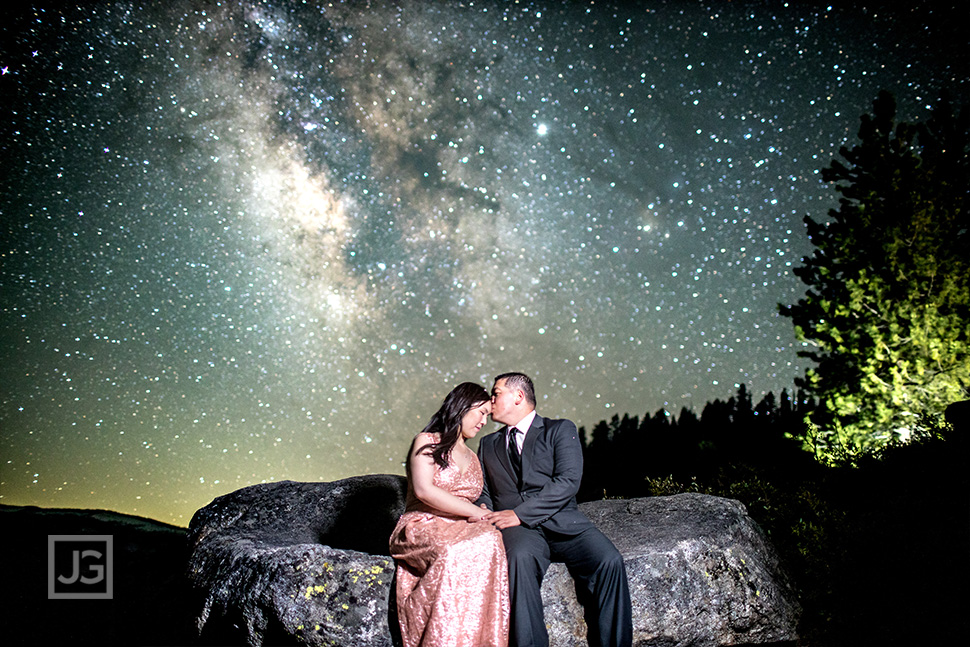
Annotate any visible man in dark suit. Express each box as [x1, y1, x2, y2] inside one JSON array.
[[478, 372, 632, 647]]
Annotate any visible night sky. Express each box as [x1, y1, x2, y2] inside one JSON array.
[[2, 1, 966, 525]]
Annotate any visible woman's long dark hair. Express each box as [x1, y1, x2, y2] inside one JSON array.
[[414, 382, 490, 468]]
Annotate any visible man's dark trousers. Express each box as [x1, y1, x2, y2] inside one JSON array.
[[501, 523, 631, 647]]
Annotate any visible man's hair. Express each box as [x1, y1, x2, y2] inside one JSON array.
[[494, 372, 536, 407]]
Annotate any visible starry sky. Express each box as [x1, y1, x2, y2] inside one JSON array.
[[2, 0, 966, 525]]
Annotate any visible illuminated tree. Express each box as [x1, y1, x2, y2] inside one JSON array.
[[781, 90, 970, 456]]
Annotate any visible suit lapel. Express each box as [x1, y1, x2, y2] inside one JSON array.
[[491, 426, 517, 481], [520, 415, 544, 476]]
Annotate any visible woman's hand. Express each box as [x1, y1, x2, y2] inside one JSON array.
[[466, 503, 490, 523]]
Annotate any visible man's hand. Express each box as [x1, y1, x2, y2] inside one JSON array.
[[484, 509, 521, 529]]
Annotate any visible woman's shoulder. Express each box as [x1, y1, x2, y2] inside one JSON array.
[[414, 431, 440, 444], [411, 431, 440, 454]]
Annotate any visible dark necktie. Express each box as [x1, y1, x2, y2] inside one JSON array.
[[507, 427, 521, 477]]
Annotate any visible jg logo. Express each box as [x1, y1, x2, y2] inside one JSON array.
[[48, 535, 113, 599]]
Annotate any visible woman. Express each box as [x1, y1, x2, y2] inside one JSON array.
[[389, 382, 510, 647]]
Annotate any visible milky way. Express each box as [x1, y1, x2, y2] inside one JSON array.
[[2, 1, 965, 524]]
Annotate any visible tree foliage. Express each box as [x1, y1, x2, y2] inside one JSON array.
[[782, 90, 970, 455]]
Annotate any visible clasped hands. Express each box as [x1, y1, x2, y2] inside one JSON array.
[[470, 503, 520, 529]]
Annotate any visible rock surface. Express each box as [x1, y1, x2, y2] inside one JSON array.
[[186, 476, 407, 646], [187, 476, 800, 646], [547, 495, 800, 646]]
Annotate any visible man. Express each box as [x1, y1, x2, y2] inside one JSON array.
[[478, 372, 632, 647]]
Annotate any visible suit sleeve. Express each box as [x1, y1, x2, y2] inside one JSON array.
[[474, 439, 494, 511], [513, 419, 583, 528]]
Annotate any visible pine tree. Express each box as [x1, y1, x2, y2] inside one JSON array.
[[781, 91, 970, 456]]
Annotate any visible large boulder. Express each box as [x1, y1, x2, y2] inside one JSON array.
[[187, 476, 799, 646], [186, 476, 406, 646], [546, 495, 800, 646]]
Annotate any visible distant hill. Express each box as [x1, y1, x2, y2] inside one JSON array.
[[0, 504, 197, 647]]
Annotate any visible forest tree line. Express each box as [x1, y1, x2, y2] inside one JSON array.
[[576, 384, 817, 502]]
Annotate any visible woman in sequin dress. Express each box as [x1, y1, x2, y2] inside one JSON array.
[[389, 382, 510, 647]]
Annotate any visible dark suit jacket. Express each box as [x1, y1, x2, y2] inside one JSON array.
[[476, 414, 594, 536]]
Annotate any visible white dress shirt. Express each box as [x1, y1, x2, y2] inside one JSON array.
[[507, 410, 537, 453]]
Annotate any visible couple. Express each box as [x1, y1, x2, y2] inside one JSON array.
[[389, 372, 633, 647]]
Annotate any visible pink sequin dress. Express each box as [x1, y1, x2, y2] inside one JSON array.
[[389, 445, 510, 647]]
